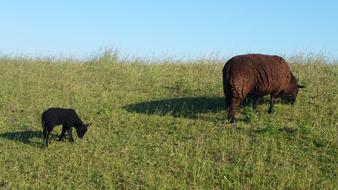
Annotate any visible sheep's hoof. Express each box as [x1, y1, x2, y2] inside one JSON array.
[[227, 115, 235, 123], [268, 108, 274, 114], [228, 118, 236, 125]]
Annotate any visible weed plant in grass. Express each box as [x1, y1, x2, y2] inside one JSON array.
[[0, 55, 337, 189]]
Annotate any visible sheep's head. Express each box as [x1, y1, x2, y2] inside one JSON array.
[[76, 123, 91, 138], [281, 74, 305, 104]]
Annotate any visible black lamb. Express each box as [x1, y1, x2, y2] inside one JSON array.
[[41, 108, 91, 146]]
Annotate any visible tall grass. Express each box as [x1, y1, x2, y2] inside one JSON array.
[[0, 53, 337, 189]]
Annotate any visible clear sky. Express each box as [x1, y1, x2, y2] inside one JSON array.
[[0, 0, 337, 59]]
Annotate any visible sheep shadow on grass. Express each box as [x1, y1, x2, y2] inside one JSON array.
[[124, 97, 226, 120], [124, 96, 271, 122], [0, 130, 45, 147]]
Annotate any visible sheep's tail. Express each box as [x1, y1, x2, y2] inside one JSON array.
[[222, 65, 232, 109]]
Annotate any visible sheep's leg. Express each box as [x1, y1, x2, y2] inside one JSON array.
[[228, 98, 241, 123], [68, 128, 74, 142], [223, 79, 231, 109], [58, 125, 67, 141], [252, 95, 259, 110], [269, 94, 275, 114], [225, 92, 232, 109]]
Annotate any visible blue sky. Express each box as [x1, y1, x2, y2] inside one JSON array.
[[0, 0, 337, 59]]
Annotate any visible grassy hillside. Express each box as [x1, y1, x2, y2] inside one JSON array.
[[0, 55, 337, 189]]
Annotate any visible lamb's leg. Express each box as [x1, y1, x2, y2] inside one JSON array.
[[43, 127, 51, 147], [269, 94, 275, 114], [228, 98, 241, 123], [59, 125, 67, 141], [42, 120, 48, 146], [68, 128, 74, 142], [43, 128, 48, 146]]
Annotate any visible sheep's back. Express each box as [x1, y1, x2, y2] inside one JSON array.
[[224, 54, 291, 97]]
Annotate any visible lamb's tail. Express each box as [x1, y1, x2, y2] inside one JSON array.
[[41, 117, 45, 129]]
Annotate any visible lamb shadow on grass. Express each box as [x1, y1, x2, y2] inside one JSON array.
[[0, 130, 45, 147], [124, 97, 226, 120]]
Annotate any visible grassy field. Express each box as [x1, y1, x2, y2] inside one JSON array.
[[0, 54, 337, 189]]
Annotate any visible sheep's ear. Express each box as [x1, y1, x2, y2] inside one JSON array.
[[297, 85, 305, 88]]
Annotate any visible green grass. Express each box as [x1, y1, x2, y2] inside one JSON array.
[[0, 54, 337, 189]]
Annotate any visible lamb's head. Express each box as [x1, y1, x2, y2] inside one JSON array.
[[76, 123, 91, 138], [281, 74, 305, 104]]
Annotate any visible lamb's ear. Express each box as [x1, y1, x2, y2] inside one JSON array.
[[297, 85, 305, 88]]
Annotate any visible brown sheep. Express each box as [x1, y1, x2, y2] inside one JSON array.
[[223, 54, 305, 123]]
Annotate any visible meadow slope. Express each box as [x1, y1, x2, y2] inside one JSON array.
[[0, 55, 337, 189]]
